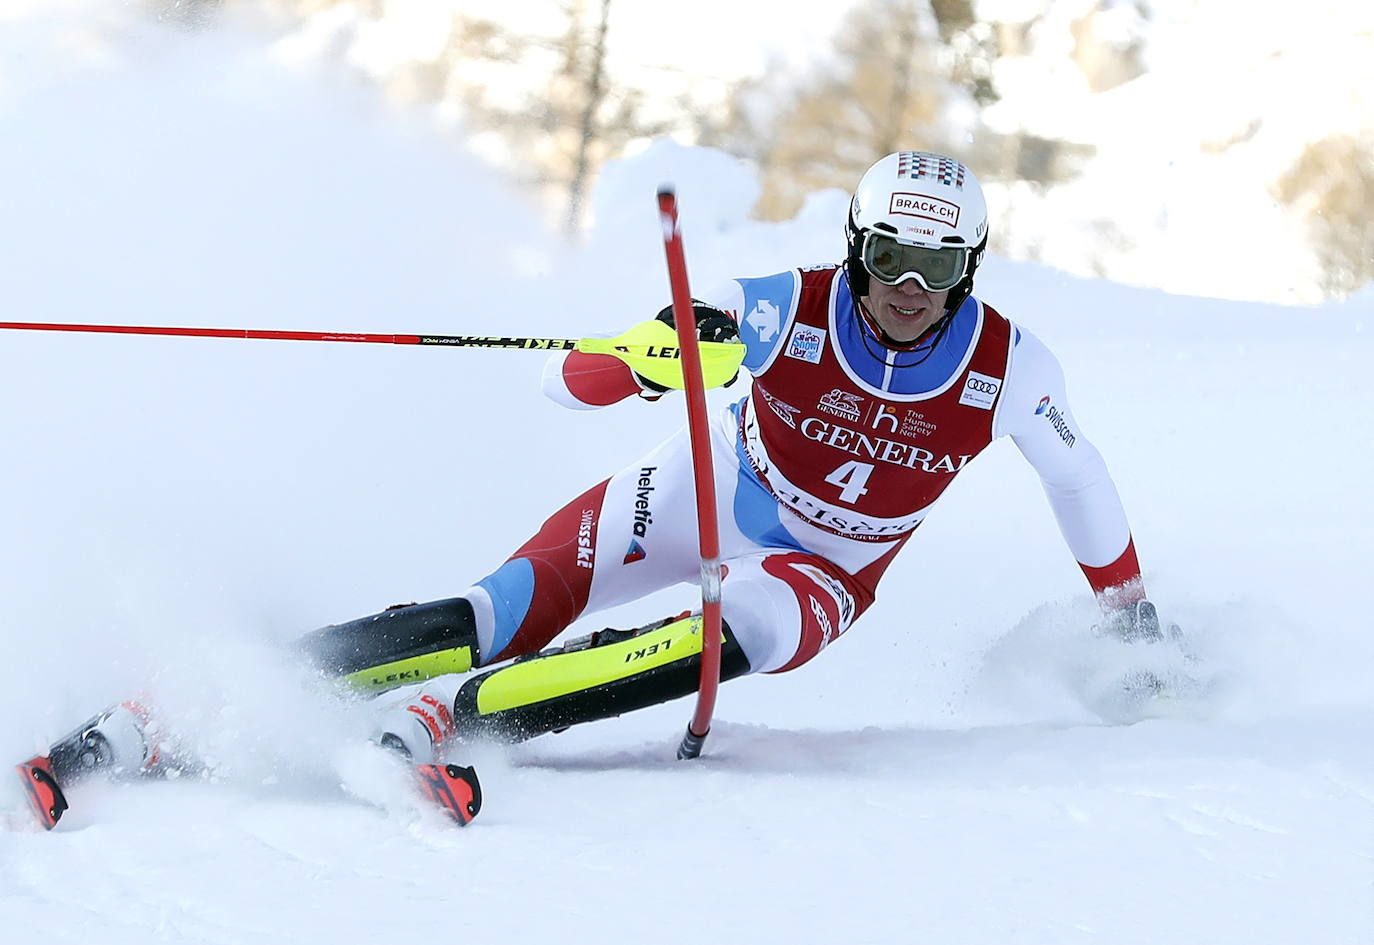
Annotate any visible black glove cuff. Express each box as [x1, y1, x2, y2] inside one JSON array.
[[655, 302, 740, 344]]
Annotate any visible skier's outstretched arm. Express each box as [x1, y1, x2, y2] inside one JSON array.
[[997, 328, 1145, 613]]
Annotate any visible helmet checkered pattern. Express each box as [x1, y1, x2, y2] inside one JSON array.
[[895, 152, 967, 190]]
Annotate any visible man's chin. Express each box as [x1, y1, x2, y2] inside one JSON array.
[[883, 314, 933, 342]]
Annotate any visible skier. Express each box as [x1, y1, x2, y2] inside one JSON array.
[[291, 149, 1169, 762], [18, 151, 1172, 826]]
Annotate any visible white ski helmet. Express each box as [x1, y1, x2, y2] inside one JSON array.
[[845, 151, 989, 320]]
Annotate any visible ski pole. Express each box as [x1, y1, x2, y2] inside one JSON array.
[[656, 188, 724, 761], [0, 320, 745, 391], [0, 320, 575, 349]]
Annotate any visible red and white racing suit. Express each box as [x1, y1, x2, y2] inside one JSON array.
[[460, 266, 1143, 674]]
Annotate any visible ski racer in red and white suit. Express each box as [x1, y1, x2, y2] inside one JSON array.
[[293, 151, 1162, 757], [18, 153, 1162, 826]]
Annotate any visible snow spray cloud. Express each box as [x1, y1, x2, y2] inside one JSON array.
[[0, 1, 558, 772]]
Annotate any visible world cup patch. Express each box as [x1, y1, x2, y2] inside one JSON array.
[[958, 371, 1002, 410], [785, 325, 825, 364]]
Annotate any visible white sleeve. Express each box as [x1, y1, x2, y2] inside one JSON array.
[[996, 327, 1133, 568]]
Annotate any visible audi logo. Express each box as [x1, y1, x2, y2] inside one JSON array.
[[965, 377, 999, 394]]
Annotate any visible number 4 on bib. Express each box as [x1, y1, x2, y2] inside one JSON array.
[[824, 460, 874, 503]]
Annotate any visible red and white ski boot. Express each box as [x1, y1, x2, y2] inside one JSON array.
[[372, 680, 482, 826], [14, 700, 191, 830]]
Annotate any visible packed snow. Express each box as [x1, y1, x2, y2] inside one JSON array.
[[1, 14, 1370, 945]]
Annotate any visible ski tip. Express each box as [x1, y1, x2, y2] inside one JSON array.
[[15, 756, 68, 831], [413, 763, 482, 827]]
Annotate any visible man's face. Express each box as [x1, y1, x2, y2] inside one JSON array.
[[861, 277, 951, 344]]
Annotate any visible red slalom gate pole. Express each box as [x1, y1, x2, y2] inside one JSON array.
[[657, 188, 724, 761]]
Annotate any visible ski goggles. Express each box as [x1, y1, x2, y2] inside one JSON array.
[[861, 232, 970, 291]]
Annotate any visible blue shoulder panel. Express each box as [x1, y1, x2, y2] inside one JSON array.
[[735, 271, 798, 373]]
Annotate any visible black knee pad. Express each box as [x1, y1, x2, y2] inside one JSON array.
[[452, 616, 751, 742], [297, 598, 479, 694]]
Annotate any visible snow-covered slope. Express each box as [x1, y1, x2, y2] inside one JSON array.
[[1, 15, 1370, 945]]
